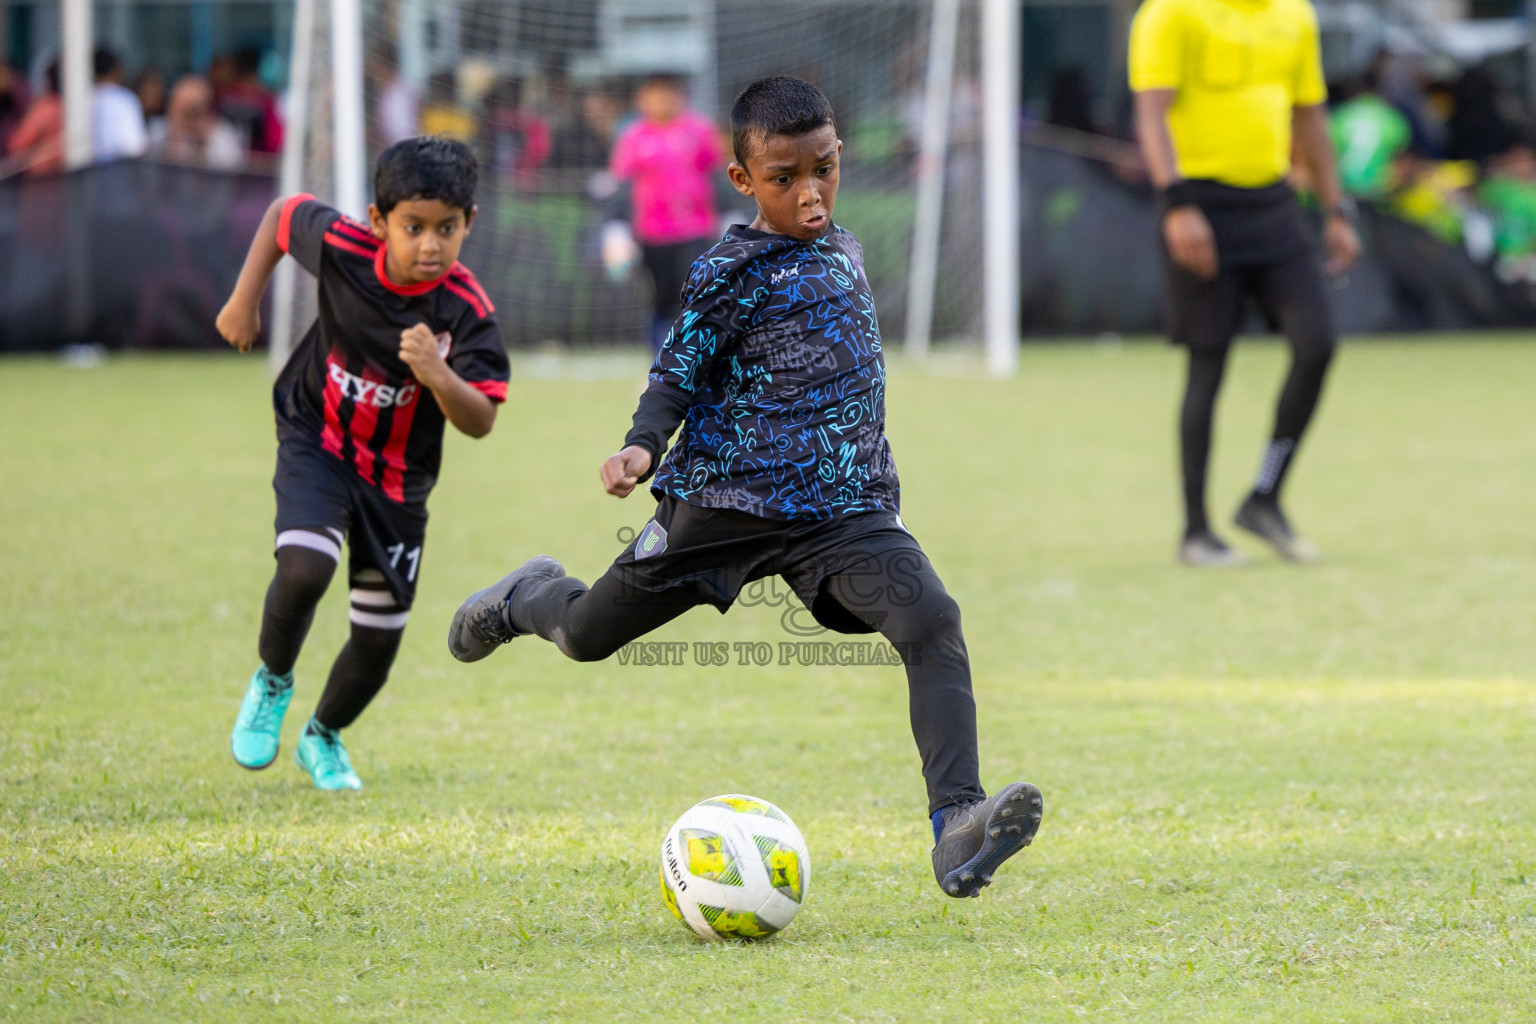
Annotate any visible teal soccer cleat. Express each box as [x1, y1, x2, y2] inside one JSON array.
[[230, 666, 294, 769], [294, 719, 363, 791]]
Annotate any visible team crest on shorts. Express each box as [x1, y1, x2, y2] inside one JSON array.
[[636, 520, 668, 559]]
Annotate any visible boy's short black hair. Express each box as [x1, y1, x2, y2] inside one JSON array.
[[373, 136, 479, 217], [730, 75, 835, 166]]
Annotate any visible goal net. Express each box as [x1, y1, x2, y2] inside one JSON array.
[[279, 0, 988, 354]]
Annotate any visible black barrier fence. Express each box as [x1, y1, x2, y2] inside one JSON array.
[[1015, 145, 1536, 335], [3, 151, 1533, 354], [0, 161, 276, 352]]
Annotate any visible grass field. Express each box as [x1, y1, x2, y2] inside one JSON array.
[[3, 337, 1535, 1022]]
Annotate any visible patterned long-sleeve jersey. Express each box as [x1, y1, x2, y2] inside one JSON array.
[[623, 223, 899, 521]]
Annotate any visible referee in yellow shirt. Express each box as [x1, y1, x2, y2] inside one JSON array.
[[1130, 0, 1360, 566]]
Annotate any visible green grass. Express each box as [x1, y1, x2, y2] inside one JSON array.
[[3, 337, 1535, 1022]]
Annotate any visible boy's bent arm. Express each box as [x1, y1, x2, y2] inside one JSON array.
[[399, 323, 498, 438], [601, 386, 691, 497], [216, 196, 287, 352], [605, 258, 744, 495], [623, 386, 691, 475], [426, 374, 498, 439]]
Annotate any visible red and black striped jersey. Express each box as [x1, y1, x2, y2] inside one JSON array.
[[272, 194, 509, 506]]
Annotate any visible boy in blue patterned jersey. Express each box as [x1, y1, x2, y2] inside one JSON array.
[[451, 77, 1041, 897]]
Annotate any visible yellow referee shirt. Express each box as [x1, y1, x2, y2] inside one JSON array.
[[1129, 0, 1327, 187]]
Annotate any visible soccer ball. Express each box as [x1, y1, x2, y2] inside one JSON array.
[[659, 794, 810, 941]]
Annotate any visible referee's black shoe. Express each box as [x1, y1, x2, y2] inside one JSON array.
[[1234, 494, 1320, 563], [931, 782, 1043, 898], [448, 556, 566, 662], [1178, 529, 1251, 568]]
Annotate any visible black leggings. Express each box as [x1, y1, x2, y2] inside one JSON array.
[[258, 542, 404, 731], [510, 548, 985, 813], [641, 237, 713, 351], [1173, 249, 1335, 534]]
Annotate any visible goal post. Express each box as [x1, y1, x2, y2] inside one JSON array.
[[981, 0, 1020, 378], [268, 0, 316, 374]]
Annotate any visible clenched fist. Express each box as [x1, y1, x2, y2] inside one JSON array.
[[398, 322, 450, 388], [600, 445, 653, 498], [216, 301, 260, 352]]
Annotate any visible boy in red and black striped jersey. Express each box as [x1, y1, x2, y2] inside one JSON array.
[[217, 137, 509, 790]]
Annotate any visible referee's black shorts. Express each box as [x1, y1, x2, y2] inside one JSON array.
[[1162, 179, 1334, 354]]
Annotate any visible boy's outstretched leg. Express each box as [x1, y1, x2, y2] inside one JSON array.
[[232, 531, 338, 769], [452, 556, 702, 664], [819, 545, 1043, 897], [929, 782, 1044, 898], [449, 557, 567, 662]]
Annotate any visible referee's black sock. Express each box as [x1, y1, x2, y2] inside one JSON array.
[[1248, 438, 1295, 505], [1251, 341, 1332, 503]]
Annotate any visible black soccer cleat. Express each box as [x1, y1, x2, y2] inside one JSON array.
[[1177, 529, 1251, 568], [447, 556, 566, 662], [931, 782, 1044, 898], [1233, 494, 1320, 563]]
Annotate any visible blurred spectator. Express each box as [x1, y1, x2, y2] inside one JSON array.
[[8, 59, 62, 175], [149, 74, 245, 169], [369, 51, 418, 149], [135, 67, 167, 128], [0, 61, 28, 155], [92, 47, 147, 161], [208, 53, 237, 96], [1446, 67, 1513, 164], [216, 48, 283, 155], [1329, 70, 1411, 198], [1477, 144, 1536, 274], [552, 86, 623, 168], [1390, 153, 1478, 245], [419, 72, 474, 140], [609, 74, 725, 351], [1373, 50, 1447, 158], [541, 65, 582, 139], [483, 78, 550, 184], [1046, 68, 1098, 135]]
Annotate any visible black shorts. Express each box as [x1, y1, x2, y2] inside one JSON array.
[[611, 496, 925, 635], [1163, 180, 1331, 353], [273, 441, 428, 607]]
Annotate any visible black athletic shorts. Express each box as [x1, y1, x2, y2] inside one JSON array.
[[612, 496, 927, 635], [1163, 179, 1328, 352], [273, 441, 428, 607]]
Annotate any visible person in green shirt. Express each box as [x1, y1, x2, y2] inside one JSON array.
[[1477, 145, 1536, 262], [1329, 72, 1412, 199]]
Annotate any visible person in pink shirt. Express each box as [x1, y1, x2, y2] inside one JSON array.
[[609, 75, 725, 351]]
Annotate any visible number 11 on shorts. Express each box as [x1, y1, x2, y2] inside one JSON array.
[[387, 543, 422, 582]]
